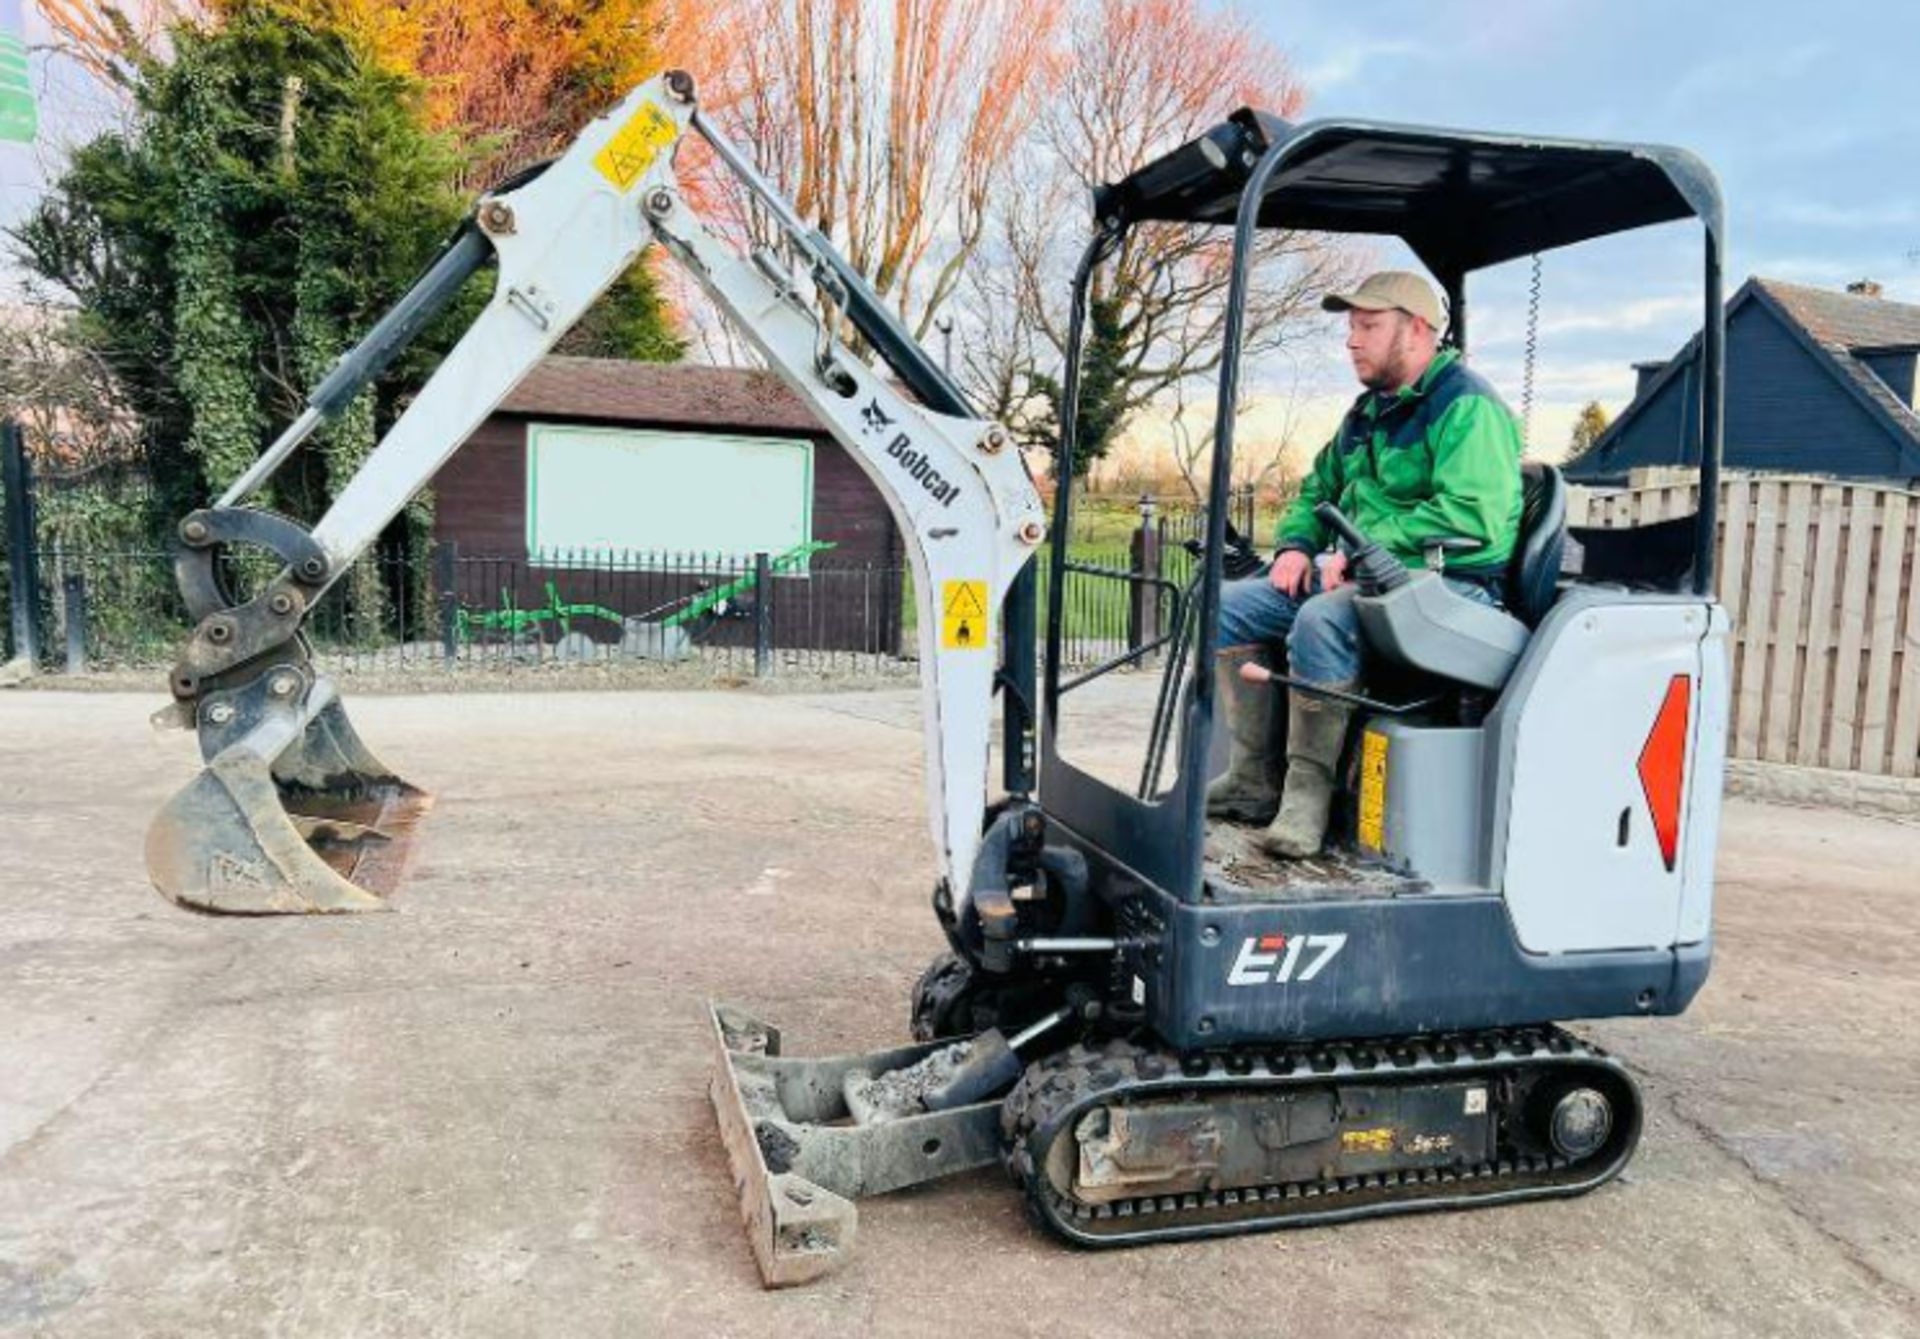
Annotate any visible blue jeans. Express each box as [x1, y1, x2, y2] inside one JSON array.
[[1218, 569, 1499, 683]]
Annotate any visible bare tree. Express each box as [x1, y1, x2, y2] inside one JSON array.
[[1162, 357, 1308, 504], [34, 1, 201, 87], [665, 0, 1066, 344], [0, 301, 143, 465], [962, 0, 1358, 466]]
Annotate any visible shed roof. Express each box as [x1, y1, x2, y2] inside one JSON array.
[[496, 357, 828, 436]]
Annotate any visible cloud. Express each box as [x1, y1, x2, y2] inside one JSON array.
[[1662, 40, 1833, 113], [1300, 39, 1433, 94], [1468, 294, 1699, 347], [1750, 255, 1888, 285], [1472, 357, 1640, 407], [1765, 199, 1920, 230], [1764, 123, 1880, 160]]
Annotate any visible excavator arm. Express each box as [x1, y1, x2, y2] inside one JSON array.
[[146, 71, 1047, 914]]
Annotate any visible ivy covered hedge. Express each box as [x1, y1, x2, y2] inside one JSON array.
[[6, 2, 682, 656]]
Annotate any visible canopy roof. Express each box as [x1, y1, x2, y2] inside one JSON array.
[[1092, 110, 1722, 276]]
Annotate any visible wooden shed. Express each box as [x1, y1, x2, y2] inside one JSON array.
[[429, 357, 904, 652]]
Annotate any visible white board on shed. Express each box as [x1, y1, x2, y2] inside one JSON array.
[[526, 424, 813, 563]]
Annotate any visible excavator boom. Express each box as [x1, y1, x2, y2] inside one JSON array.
[[146, 71, 1045, 915]]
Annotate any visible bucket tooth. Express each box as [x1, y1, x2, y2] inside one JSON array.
[[146, 698, 432, 914]]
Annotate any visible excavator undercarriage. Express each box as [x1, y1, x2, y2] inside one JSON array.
[[1003, 1029, 1639, 1247]]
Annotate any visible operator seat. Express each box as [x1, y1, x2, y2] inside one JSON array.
[[1346, 463, 1564, 695], [1506, 462, 1567, 627], [1256, 462, 1568, 699]]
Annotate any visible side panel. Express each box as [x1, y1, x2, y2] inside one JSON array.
[[1676, 605, 1732, 944], [1500, 601, 1709, 953], [1152, 891, 1705, 1050], [1366, 721, 1486, 892]]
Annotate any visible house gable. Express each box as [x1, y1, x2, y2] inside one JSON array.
[[1570, 279, 1920, 484]]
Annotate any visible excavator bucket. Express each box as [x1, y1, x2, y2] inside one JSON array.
[[146, 690, 432, 914]]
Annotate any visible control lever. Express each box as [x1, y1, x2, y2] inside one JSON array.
[[1181, 521, 1264, 582], [1313, 502, 1411, 596]]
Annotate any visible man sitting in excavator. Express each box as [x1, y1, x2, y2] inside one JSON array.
[[1208, 269, 1525, 858]]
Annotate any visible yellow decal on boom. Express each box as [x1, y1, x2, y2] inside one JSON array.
[[1357, 729, 1389, 852], [941, 580, 989, 650], [593, 100, 679, 192]]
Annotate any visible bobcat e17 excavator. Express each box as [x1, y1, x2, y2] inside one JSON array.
[[144, 71, 1732, 1287]]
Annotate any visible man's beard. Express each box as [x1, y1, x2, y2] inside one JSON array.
[[1359, 326, 1413, 392]]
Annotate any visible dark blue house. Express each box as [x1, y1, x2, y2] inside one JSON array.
[[1567, 278, 1920, 486]]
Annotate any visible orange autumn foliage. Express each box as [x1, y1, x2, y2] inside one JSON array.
[[197, 1, 671, 188], [39, 2, 670, 187]]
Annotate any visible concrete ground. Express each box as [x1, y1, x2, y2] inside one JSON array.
[[2, 686, 1917, 1338]]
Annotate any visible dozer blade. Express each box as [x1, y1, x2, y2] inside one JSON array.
[[146, 691, 432, 914], [708, 1002, 1004, 1287]]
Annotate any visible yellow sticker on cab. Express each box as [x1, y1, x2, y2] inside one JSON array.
[[1357, 729, 1389, 852], [593, 100, 679, 192], [941, 580, 989, 650]]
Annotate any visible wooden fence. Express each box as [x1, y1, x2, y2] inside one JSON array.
[[1567, 473, 1920, 778]]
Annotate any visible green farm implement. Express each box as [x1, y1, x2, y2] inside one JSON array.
[[453, 542, 837, 658], [454, 580, 624, 646]]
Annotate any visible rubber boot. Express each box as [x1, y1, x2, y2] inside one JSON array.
[[1204, 644, 1282, 825], [1262, 680, 1359, 859]]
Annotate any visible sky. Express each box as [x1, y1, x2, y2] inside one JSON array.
[[0, 0, 127, 283], [3, 1, 1918, 470], [1215, 0, 1920, 465]]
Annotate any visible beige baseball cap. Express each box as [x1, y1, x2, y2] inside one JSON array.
[[1322, 270, 1445, 329]]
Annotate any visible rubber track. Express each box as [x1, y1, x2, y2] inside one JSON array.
[[1002, 1025, 1641, 1248]]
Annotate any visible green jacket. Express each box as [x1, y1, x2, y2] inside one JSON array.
[[1277, 348, 1523, 573]]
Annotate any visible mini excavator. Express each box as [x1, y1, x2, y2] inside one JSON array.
[[145, 73, 1731, 1285]]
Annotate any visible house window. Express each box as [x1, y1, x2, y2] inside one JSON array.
[[525, 424, 814, 567]]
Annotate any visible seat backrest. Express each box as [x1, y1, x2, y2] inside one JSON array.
[[1508, 462, 1567, 626]]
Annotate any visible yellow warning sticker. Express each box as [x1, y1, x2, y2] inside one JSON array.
[[941, 580, 989, 651], [1357, 729, 1389, 852], [592, 100, 679, 192], [1341, 1127, 1395, 1154]]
